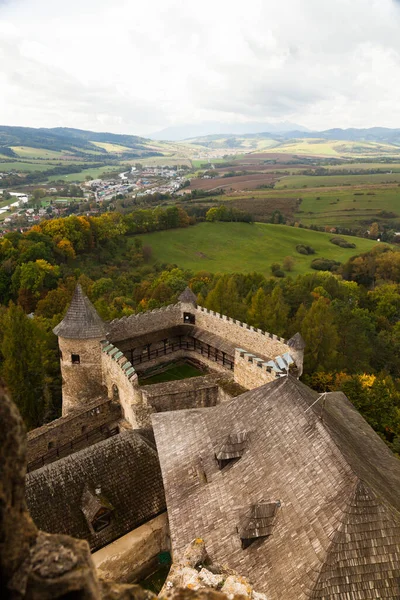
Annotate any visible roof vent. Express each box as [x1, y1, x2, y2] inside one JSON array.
[[81, 484, 114, 534], [215, 431, 249, 470], [239, 501, 280, 549]]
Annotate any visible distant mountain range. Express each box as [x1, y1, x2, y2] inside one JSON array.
[[2, 125, 400, 159], [0, 126, 157, 158], [148, 121, 310, 141], [148, 123, 400, 145]]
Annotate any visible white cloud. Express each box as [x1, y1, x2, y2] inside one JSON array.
[[1, 0, 400, 133]]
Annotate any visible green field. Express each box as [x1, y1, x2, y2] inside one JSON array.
[[136, 222, 381, 276], [139, 361, 204, 385], [294, 187, 400, 227], [10, 146, 70, 160], [277, 173, 400, 188], [261, 138, 400, 158], [46, 165, 118, 182], [0, 160, 60, 172]]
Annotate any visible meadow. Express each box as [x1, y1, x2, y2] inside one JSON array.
[[136, 222, 380, 276], [260, 139, 400, 158], [276, 173, 400, 188], [46, 165, 118, 182]]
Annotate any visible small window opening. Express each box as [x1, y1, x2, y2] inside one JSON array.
[[239, 502, 280, 550], [215, 431, 249, 470], [48, 441, 55, 450], [71, 354, 80, 365], [81, 425, 87, 434], [112, 384, 119, 400], [184, 312, 195, 324], [92, 508, 112, 533]]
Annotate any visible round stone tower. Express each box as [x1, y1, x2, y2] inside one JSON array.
[[53, 284, 107, 416]]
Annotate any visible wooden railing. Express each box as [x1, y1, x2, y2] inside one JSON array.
[[129, 336, 234, 370], [27, 424, 119, 473]]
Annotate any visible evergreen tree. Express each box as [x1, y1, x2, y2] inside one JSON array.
[[0, 303, 47, 429], [300, 297, 339, 373], [248, 288, 268, 329], [263, 286, 290, 337]]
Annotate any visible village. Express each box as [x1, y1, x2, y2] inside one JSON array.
[[0, 165, 188, 231]]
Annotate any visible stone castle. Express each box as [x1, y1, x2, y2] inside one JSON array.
[[23, 285, 400, 599]]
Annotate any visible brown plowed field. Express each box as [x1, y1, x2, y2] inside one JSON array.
[[189, 173, 279, 191]]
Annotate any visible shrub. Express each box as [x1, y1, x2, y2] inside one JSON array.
[[311, 258, 341, 271], [330, 237, 356, 249], [296, 244, 316, 255]]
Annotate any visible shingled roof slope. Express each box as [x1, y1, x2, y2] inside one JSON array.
[[152, 376, 400, 600], [53, 284, 107, 339], [25, 430, 166, 551], [178, 287, 197, 305]]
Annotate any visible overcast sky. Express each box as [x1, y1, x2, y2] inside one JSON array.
[[1, 0, 400, 135]]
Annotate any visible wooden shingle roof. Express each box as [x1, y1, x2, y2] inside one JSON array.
[[53, 284, 107, 340], [178, 287, 197, 305], [26, 430, 166, 551], [152, 376, 400, 599]]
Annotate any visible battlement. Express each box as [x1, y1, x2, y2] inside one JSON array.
[[101, 341, 138, 384], [108, 304, 181, 342], [27, 397, 121, 469], [233, 348, 296, 389], [101, 341, 145, 428], [196, 305, 286, 343]]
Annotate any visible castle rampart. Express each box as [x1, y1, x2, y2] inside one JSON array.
[[107, 304, 181, 343], [140, 374, 222, 414], [194, 306, 289, 360], [101, 341, 146, 428], [233, 349, 277, 389], [26, 397, 121, 470]]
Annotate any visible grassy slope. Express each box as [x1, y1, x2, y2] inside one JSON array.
[[277, 173, 400, 188], [261, 139, 400, 158], [136, 222, 381, 276], [46, 165, 118, 182]]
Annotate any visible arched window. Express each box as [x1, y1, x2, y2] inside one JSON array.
[[112, 384, 119, 400]]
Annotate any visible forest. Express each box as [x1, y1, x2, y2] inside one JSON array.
[[0, 205, 400, 457]]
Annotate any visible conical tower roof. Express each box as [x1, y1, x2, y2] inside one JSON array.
[[53, 284, 107, 339], [287, 332, 306, 350], [178, 286, 197, 305]]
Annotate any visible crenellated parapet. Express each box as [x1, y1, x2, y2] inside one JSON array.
[[100, 341, 147, 428], [234, 348, 296, 389], [107, 304, 181, 342]]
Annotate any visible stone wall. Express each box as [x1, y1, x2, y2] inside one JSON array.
[[194, 306, 289, 359], [233, 349, 277, 389], [108, 305, 182, 343], [58, 336, 106, 415], [141, 375, 221, 414], [92, 513, 170, 584], [27, 398, 121, 464], [134, 351, 229, 378], [101, 342, 147, 429]]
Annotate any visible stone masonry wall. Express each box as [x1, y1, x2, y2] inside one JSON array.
[[141, 375, 220, 414], [101, 342, 148, 429], [92, 513, 170, 584], [59, 337, 106, 415], [27, 398, 121, 464], [107, 304, 182, 343], [233, 349, 277, 389], [194, 305, 289, 359]]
